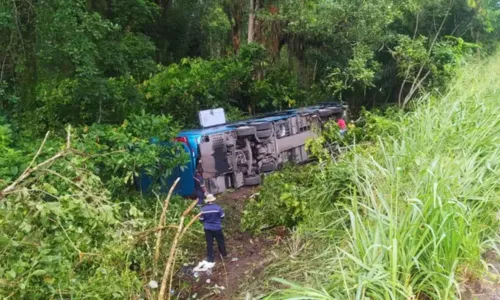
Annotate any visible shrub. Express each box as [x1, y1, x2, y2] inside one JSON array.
[[0, 138, 141, 298], [75, 112, 187, 196], [241, 165, 316, 233], [0, 120, 26, 185], [0, 114, 192, 298]]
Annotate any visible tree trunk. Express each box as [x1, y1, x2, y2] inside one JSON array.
[[254, 3, 262, 44], [232, 23, 241, 54], [227, 0, 243, 54], [248, 0, 255, 43], [268, 5, 283, 60]]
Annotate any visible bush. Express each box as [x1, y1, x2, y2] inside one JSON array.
[[0, 114, 193, 298], [0, 140, 141, 298], [0, 120, 26, 185], [75, 112, 187, 196], [241, 165, 316, 233], [36, 76, 145, 131], [305, 107, 403, 162], [143, 45, 315, 127]]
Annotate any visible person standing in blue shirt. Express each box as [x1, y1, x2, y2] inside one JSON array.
[[194, 165, 205, 207], [199, 194, 227, 266]]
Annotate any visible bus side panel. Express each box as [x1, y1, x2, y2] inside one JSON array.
[[162, 143, 196, 197], [137, 143, 196, 197], [137, 171, 153, 194], [276, 131, 316, 153]]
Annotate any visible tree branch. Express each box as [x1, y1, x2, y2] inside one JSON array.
[[158, 199, 198, 300], [154, 177, 181, 271], [0, 128, 72, 200]]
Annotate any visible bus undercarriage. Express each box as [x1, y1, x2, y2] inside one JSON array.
[[198, 105, 344, 195]]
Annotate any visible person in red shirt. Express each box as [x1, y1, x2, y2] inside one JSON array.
[[336, 116, 347, 135], [337, 117, 346, 130]]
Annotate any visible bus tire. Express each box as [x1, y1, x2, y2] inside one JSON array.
[[243, 175, 261, 186], [260, 163, 276, 173], [236, 126, 256, 137], [257, 129, 272, 139], [249, 122, 272, 131]]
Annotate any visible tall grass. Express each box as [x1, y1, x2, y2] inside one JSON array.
[[264, 55, 500, 299]]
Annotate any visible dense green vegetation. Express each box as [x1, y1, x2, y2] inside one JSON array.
[[244, 55, 500, 299], [3, 0, 500, 130], [1, 0, 500, 298], [0, 116, 193, 298]]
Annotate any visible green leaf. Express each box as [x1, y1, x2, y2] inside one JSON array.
[[20, 222, 32, 233], [46, 202, 62, 215], [0, 235, 10, 247], [280, 192, 292, 201], [30, 270, 47, 277], [6, 270, 16, 279], [10, 166, 18, 175], [43, 183, 58, 195]]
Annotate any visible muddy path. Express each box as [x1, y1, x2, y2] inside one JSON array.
[[173, 187, 278, 299]]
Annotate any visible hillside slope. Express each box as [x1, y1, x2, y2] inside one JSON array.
[[250, 54, 500, 299]]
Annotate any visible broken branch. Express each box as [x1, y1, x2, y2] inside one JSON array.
[[0, 128, 73, 201], [154, 177, 181, 270], [158, 199, 198, 300]]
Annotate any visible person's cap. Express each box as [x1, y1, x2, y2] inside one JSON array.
[[205, 194, 216, 203]]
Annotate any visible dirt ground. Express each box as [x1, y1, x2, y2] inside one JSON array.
[[461, 248, 500, 300], [173, 187, 278, 300]]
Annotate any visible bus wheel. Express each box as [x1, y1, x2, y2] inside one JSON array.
[[249, 122, 272, 131], [260, 163, 276, 173], [236, 126, 256, 137], [243, 175, 261, 186], [257, 129, 272, 139]]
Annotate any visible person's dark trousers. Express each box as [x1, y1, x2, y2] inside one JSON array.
[[196, 190, 204, 206], [205, 229, 227, 262]]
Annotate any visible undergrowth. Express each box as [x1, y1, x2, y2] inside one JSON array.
[[0, 116, 201, 298], [245, 54, 500, 299]]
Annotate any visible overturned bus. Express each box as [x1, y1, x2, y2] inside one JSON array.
[[139, 103, 347, 197]]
